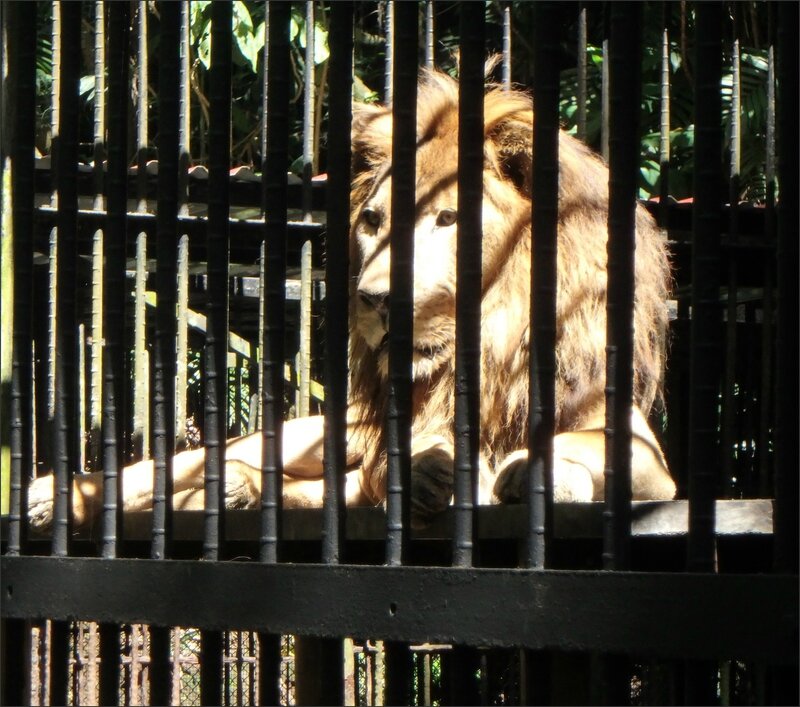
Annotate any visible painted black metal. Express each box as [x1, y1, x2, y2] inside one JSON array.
[[203, 0, 232, 564], [453, 2, 485, 569], [323, 1, 354, 566], [527, 2, 560, 569], [8, 0, 36, 559], [603, 2, 641, 574], [102, 0, 130, 560], [687, 3, 723, 576], [2, 557, 796, 664], [260, 0, 290, 566], [52, 0, 81, 561], [385, 1, 417, 567], [152, 0, 181, 562], [773, 0, 799, 577]]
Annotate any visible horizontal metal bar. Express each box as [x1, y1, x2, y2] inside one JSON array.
[[4, 500, 774, 546], [2, 556, 795, 663]]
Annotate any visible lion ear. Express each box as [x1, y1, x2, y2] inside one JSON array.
[[489, 118, 534, 197], [351, 102, 393, 179]]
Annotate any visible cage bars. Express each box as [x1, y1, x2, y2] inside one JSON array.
[[453, 0, 485, 570]]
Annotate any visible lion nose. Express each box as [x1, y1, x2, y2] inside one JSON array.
[[359, 290, 390, 324]]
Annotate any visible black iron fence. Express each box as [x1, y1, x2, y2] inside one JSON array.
[[1, 2, 797, 705]]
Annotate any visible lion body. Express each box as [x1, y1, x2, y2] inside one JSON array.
[[28, 72, 675, 531]]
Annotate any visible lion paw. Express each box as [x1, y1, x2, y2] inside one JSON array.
[[224, 465, 260, 510], [27, 475, 55, 531], [410, 437, 455, 528], [493, 449, 594, 503]]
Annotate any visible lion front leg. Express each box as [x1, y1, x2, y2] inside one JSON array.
[[492, 407, 676, 503]]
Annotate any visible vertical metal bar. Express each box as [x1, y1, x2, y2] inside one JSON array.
[[658, 3, 671, 228], [502, 2, 511, 90], [685, 4, 723, 703], [603, 0, 641, 575], [600, 6, 609, 161], [257, 5, 286, 702], [150, 2, 181, 704], [133, 1, 149, 460], [298, 240, 312, 417], [176, 1, 192, 449], [385, 0, 417, 567], [50, 4, 82, 704], [260, 0, 289, 567], [201, 3, 233, 703], [723, 21, 741, 497], [384, 0, 394, 105], [453, 0, 484, 570], [773, 0, 799, 575], [323, 0, 353, 567], [4, 3, 37, 701], [89, 1, 105, 471], [759, 8, 776, 498], [526, 0, 559, 571], [302, 1, 315, 222], [687, 0, 722, 575], [576, 5, 587, 140], [8, 0, 37, 560], [425, 0, 434, 70], [99, 3, 130, 703]]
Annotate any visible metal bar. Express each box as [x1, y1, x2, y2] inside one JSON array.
[[201, 5, 233, 702], [8, 0, 37, 559], [89, 1, 105, 472], [577, 5, 587, 140], [658, 3, 670, 227], [322, 0, 354, 566], [453, 1, 484, 569], [302, 0, 315, 222], [603, 1, 641, 574], [502, 2, 511, 90], [99, 4, 131, 702], [203, 0, 232, 563], [687, 1, 723, 575], [425, 0, 435, 70], [260, 0, 290, 566], [150, 3, 182, 704], [3, 557, 796, 664], [385, 0, 417, 567], [384, 0, 394, 104], [773, 0, 799, 574], [685, 5, 724, 702], [527, 1, 559, 570], [298, 240, 312, 416], [600, 6, 609, 161]]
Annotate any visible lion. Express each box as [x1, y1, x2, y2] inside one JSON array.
[[27, 71, 675, 532]]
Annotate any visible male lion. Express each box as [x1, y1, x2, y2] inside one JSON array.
[[28, 72, 675, 531]]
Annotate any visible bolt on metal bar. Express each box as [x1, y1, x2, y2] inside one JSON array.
[[260, 0, 290, 566], [385, 0, 417, 568], [322, 0, 354, 567], [687, 1, 723, 577], [302, 1, 315, 223], [603, 1, 641, 575], [527, 1, 559, 571], [8, 0, 37, 560], [453, 1, 485, 570], [773, 0, 799, 575]]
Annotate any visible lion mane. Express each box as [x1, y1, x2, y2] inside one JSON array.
[[346, 72, 670, 505]]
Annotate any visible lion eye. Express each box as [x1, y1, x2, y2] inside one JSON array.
[[362, 208, 382, 229], [436, 209, 457, 227]]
